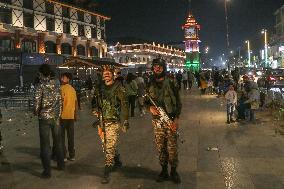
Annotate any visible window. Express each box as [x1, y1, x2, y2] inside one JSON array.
[[23, 12, 34, 28], [63, 21, 70, 34], [21, 40, 36, 53], [61, 43, 71, 55], [77, 44, 85, 56], [62, 7, 69, 18], [46, 2, 54, 14], [46, 17, 55, 31], [91, 27, 97, 38], [23, 0, 33, 9], [90, 46, 98, 57], [77, 12, 84, 22], [0, 7, 11, 24], [45, 41, 56, 53], [91, 16, 97, 25], [0, 38, 14, 52], [78, 24, 85, 37]]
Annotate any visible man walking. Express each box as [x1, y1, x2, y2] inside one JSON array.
[[92, 64, 129, 184], [147, 58, 182, 184], [34, 64, 64, 178], [60, 72, 78, 161]]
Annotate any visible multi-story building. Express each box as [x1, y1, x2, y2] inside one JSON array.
[[108, 42, 185, 73], [0, 0, 110, 88], [270, 4, 284, 67]]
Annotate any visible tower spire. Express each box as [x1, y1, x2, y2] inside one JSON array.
[[188, 0, 192, 14]]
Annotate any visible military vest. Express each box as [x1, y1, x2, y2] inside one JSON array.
[[148, 77, 177, 114], [99, 82, 122, 121]]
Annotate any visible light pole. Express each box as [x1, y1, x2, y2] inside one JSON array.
[[245, 40, 251, 67], [261, 29, 268, 68], [224, 0, 230, 71]]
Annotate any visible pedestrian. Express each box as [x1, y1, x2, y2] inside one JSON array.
[[225, 85, 237, 124], [147, 58, 182, 184], [92, 64, 129, 184], [176, 71, 182, 90], [125, 73, 138, 117], [115, 70, 124, 85], [136, 73, 146, 116], [200, 72, 207, 95], [236, 91, 248, 121], [182, 71, 188, 90], [60, 72, 78, 161], [34, 64, 64, 179], [187, 71, 194, 90], [245, 82, 260, 122]]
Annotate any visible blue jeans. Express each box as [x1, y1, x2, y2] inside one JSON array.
[[227, 103, 235, 121], [39, 119, 64, 173]]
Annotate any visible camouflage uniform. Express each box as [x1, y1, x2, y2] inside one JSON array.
[[93, 81, 129, 167], [148, 77, 182, 168]]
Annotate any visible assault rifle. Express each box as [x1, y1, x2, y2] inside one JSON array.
[[146, 94, 185, 144], [92, 82, 107, 152]]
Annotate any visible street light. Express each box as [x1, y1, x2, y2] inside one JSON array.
[[224, 0, 230, 71], [261, 29, 268, 68], [245, 40, 251, 67]]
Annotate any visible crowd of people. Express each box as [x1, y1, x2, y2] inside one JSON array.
[[27, 59, 182, 184], [0, 60, 265, 185]]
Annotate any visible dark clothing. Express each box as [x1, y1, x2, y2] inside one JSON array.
[[182, 80, 188, 90], [115, 76, 124, 85], [128, 95, 136, 117], [39, 119, 64, 173], [147, 77, 182, 119], [61, 119, 75, 159]]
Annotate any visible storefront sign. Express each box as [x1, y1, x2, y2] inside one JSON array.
[[0, 52, 21, 70]]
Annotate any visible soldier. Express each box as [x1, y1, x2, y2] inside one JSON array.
[[92, 64, 129, 184], [147, 58, 182, 184]]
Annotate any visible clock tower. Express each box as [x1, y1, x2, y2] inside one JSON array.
[[182, 13, 201, 71]]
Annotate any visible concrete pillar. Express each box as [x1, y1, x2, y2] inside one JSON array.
[[38, 32, 46, 54], [14, 29, 21, 49], [72, 36, 78, 57], [56, 34, 62, 54], [86, 39, 91, 57]]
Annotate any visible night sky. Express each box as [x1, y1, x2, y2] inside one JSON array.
[[74, 0, 284, 59]]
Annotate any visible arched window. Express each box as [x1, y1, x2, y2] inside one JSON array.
[[77, 44, 85, 56], [45, 41, 56, 53], [90, 46, 99, 57], [21, 39, 36, 52], [61, 43, 72, 55]]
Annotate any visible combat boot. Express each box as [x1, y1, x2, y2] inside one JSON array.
[[170, 167, 181, 184], [101, 166, 112, 184], [113, 154, 122, 170], [156, 164, 169, 182]]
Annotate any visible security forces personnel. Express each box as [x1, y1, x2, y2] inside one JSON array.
[[92, 64, 129, 184], [147, 58, 182, 184]]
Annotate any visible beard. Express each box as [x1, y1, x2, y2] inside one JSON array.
[[154, 71, 165, 79]]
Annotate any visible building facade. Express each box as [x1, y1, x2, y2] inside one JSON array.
[[270, 4, 284, 68], [0, 0, 109, 88], [107, 42, 185, 73]]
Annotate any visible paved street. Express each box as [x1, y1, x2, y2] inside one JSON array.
[[1, 88, 284, 189]]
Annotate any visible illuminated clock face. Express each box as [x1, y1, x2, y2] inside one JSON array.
[[185, 27, 196, 38]]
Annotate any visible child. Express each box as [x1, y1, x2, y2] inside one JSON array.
[[207, 79, 213, 95], [225, 85, 237, 124]]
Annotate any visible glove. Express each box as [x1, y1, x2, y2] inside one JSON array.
[[122, 120, 129, 133]]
